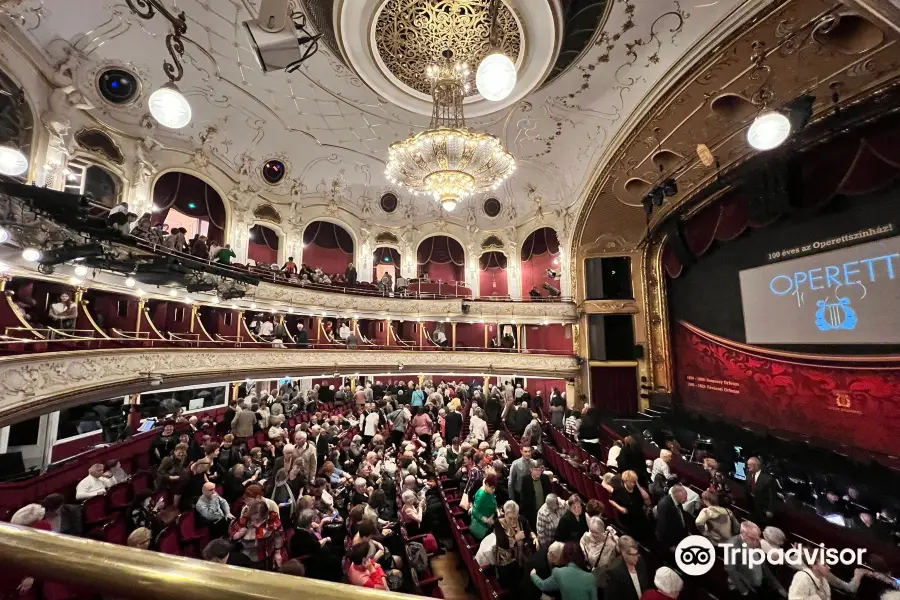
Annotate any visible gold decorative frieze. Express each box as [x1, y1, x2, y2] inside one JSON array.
[[0, 348, 580, 425], [581, 299, 639, 314]]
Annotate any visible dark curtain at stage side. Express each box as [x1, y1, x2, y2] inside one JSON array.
[[151, 172, 226, 243], [479, 251, 508, 297], [302, 221, 355, 275], [521, 227, 560, 296], [417, 236, 465, 282], [590, 367, 638, 416], [248, 224, 279, 266]]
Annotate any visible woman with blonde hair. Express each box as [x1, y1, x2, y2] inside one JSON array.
[[609, 470, 651, 542]]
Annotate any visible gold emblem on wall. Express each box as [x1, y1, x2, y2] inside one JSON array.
[[835, 392, 851, 409], [374, 0, 522, 97]]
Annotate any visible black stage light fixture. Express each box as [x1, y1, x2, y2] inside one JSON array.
[[38, 242, 105, 267], [662, 178, 678, 197], [186, 282, 217, 293], [220, 288, 246, 301], [786, 94, 815, 132]]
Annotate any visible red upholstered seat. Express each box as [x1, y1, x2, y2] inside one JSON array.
[[81, 494, 109, 527], [106, 481, 132, 512], [156, 525, 182, 556], [102, 515, 128, 545], [176, 510, 208, 543], [131, 471, 151, 494]]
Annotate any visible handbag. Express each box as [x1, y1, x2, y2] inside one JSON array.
[[590, 534, 615, 586], [459, 492, 471, 511]]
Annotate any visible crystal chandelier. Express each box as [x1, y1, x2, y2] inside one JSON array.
[[385, 56, 516, 212]]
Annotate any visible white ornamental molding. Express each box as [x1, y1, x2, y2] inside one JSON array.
[[251, 281, 578, 323], [0, 348, 580, 425]]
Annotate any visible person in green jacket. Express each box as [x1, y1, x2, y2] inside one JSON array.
[[469, 474, 499, 540], [215, 244, 236, 265], [530, 541, 597, 600]]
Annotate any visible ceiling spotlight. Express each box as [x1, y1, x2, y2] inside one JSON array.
[[136, 288, 145, 297], [74, 265, 89, 277], [125, 277, 136, 288], [287, 307, 294, 313], [168, 288, 178, 297], [70, 276, 83, 285], [0, 145, 28, 177], [0, 227, 9, 244], [476, 51, 517, 102], [22, 248, 41, 262], [183, 297, 193, 304], [747, 111, 791, 151], [148, 82, 192, 129], [250, 302, 257, 309]]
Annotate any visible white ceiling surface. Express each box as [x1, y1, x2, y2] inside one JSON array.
[[10, 0, 741, 231]]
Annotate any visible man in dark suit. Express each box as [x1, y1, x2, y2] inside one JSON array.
[[656, 484, 689, 554], [444, 405, 463, 445], [518, 460, 553, 529], [746, 456, 777, 525], [294, 322, 309, 348], [605, 536, 653, 600]]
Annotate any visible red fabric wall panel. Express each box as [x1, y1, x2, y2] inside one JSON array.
[[673, 322, 900, 457], [422, 261, 461, 283], [521, 252, 559, 296], [525, 324, 571, 352], [302, 244, 353, 276], [480, 268, 508, 297], [248, 241, 277, 266], [455, 323, 485, 350]]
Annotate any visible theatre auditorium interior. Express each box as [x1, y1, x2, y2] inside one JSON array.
[[3, 0, 900, 599]]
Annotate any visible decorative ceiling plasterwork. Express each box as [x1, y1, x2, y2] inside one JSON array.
[[0, 0, 747, 242], [0, 348, 581, 425], [373, 0, 522, 98], [574, 0, 900, 262]]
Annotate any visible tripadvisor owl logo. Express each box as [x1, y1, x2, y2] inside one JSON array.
[[675, 536, 715, 576]]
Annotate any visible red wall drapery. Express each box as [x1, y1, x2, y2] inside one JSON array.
[[417, 236, 465, 282], [524, 324, 571, 352], [479, 251, 508, 297], [248, 224, 279, 266], [302, 221, 355, 275], [521, 228, 560, 296], [590, 366, 638, 416], [151, 172, 225, 244]]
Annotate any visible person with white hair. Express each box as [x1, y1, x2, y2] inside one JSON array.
[[651, 449, 675, 483], [644, 566, 683, 599], [788, 553, 835, 600], [470, 407, 489, 442], [724, 521, 785, 597], [400, 489, 423, 533], [494, 500, 537, 588], [581, 516, 618, 587], [75, 463, 112, 500], [11, 504, 50, 529], [536, 493, 567, 547]]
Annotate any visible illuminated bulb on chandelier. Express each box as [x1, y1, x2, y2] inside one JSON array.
[[0, 146, 28, 176], [442, 199, 457, 212], [125, 277, 136, 288]]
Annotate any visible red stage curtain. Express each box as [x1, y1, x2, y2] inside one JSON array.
[[590, 366, 638, 416], [417, 236, 464, 282], [151, 172, 225, 243], [479, 251, 508, 297], [302, 221, 355, 275]]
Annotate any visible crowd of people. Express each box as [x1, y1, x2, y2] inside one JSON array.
[[8, 376, 898, 600]]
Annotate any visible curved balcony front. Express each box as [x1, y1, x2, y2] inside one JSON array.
[[0, 347, 579, 425]]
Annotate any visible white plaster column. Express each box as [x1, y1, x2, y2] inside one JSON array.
[[558, 244, 572, 298], [507, 248, 522, 300], [232, 222, 250, 263], [358, 240, 374, 283]]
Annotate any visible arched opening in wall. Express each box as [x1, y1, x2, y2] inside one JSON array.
[[417, 235, 465, 283], [521, 227, 561, 298], [302, 220, 355, 276], [479, 251, 508, 298], [373, 246, 400, 284], [151, 172, 226, 245], [0, 69, 34, 182], [248, 224, 280, 267], [63, 158, 123, 214]]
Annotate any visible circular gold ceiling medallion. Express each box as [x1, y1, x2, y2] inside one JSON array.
[[374, 0, 522, 98]]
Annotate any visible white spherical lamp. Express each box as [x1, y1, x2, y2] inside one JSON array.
[[747, 111, 791, 151], [149, 82, 192, 129], [0, 146, 28, 177], [441, 198, 458, 212], [476, 51, 516, 102]]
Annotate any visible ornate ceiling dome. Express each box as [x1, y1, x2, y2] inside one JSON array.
[[373, 0, 523, 98]]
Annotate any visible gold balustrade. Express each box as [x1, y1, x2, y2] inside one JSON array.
[[0, 522, 412, 600]]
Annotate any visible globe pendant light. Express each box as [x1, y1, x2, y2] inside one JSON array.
[[149, 82, 192, 129], [0, 145, 28, 176], [747, 110, 791, 151], [476, 51, 516, 102], [475, 0, 516, 102]]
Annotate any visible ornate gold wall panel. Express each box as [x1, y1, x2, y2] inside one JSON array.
[[0, 348, 580, 425]]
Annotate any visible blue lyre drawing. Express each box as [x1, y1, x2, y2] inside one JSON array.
[[815, 297, 858, 332]]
